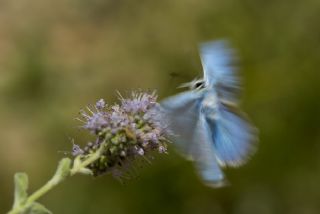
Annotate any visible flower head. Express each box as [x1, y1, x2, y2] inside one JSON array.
[[73, 91, 169, 179]]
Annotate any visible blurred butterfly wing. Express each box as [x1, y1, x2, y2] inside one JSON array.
[[192, 114, 226, 187], [199, 40, 240, 103], [160, 91, 203, 155], [205, 102, 258, 167], [161, 91, 226, 187]]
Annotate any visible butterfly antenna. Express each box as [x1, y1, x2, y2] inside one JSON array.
[[178, 78, 203, 89], [57, 150, 70, 155], [178, 82, 192, 89]]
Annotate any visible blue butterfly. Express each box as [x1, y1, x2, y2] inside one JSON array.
[[161, 40, 258, 187]]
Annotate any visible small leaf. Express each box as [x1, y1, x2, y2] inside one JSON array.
[[78, 167, 93, 175], [52, 158, 71, 184], [24, 202, 52, 214], [13, 173, 29, 208], [72, 156, 82, 169], [72, 156, 93, 175]]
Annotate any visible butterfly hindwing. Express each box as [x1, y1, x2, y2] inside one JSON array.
[[192, 113, 226, 187], [205, 102, 257, 167]]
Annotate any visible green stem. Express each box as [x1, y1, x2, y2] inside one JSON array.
[[8, 173, 64, 214], [7, 145, 104, 214], [70, 147, 102, 176], [26, 168, 65, 205]]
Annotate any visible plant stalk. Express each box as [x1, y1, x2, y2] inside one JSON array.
[[7, 146, 104, 214]]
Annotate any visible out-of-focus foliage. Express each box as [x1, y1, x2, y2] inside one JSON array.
[[0, 0, 319, 213]]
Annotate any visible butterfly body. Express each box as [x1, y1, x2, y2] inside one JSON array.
[[161, 40, 257, 187]]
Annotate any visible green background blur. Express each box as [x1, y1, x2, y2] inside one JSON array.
[[1, 0, 320, 213]]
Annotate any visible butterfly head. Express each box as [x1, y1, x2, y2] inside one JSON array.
[[179, 78, 206, 90]]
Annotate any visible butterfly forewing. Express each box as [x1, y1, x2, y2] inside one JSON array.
[[200, 40, 240, 103], [161, 91, 203, 156]]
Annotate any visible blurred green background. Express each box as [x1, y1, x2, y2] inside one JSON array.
[[1, 0, 320, 213]]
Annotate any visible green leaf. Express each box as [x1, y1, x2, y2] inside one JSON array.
[[24, 202, 52, 214], [13, 173, 29, 208], [52, 158, 71, 184], [78, 167, 93, 175], [72, 156, 93, 175], [72, 156, 82, 169]]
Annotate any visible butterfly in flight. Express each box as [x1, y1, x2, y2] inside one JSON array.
[[161, 40, 258, 187]]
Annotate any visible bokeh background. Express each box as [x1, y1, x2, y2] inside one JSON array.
[[1, 0, 320, 213]]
